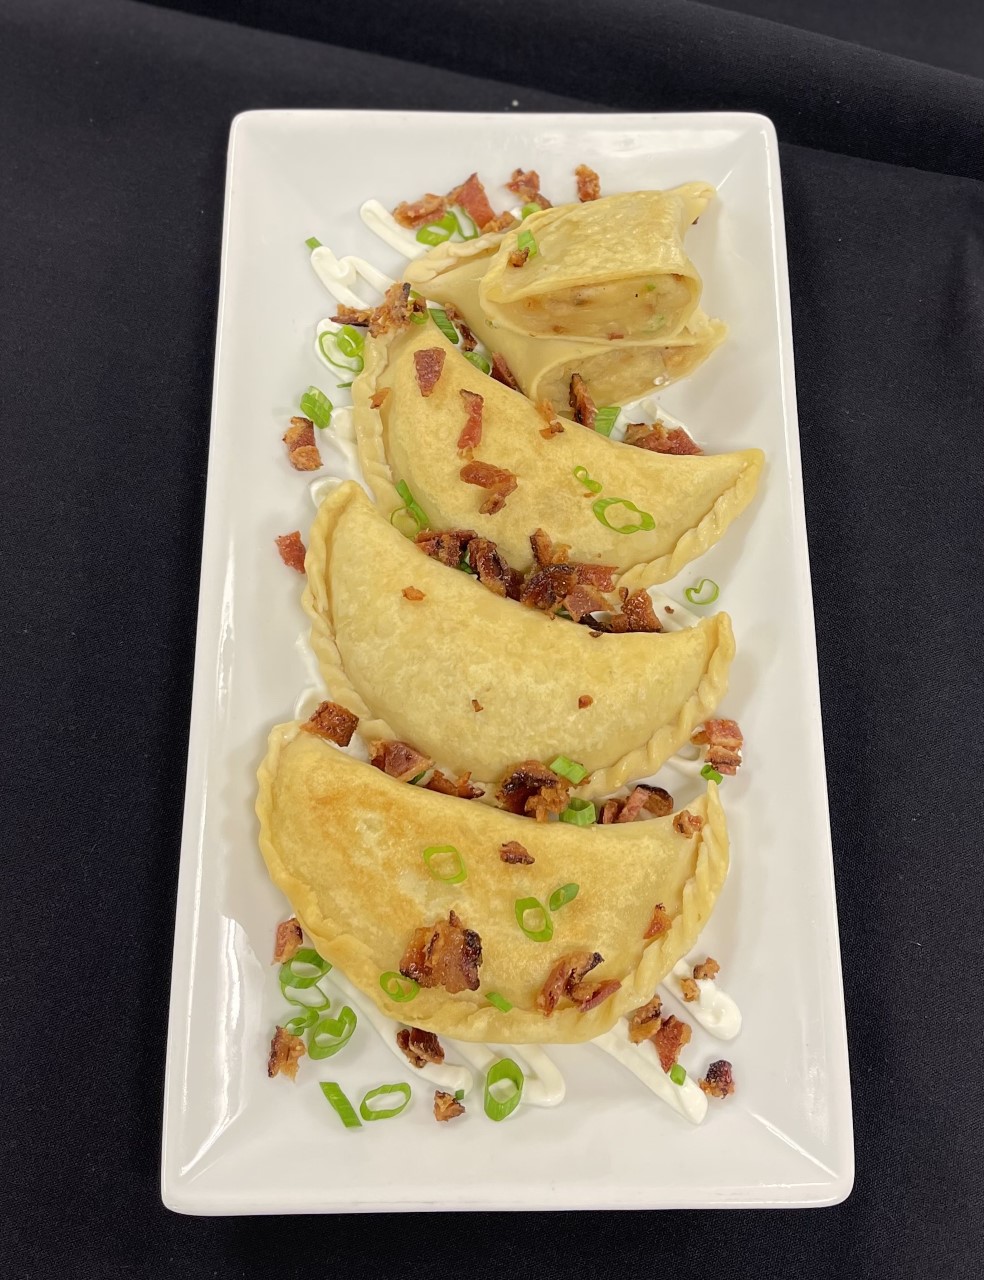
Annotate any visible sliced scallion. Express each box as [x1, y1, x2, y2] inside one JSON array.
[[416, 211, 458, 246], [700, 764, 724, 784], [486, 992, 513, 1013], [307, 1006, 358, 1060], [521, 202, 541, 219], [593, 406, 620, 437], [516, 229, 538, 258], [279, 948, 331, 989], [463, 351, 492, 375], [548, 754, 588, 785], [299, 386, 333, 430], [360, 1082, 412, 1122], [282, 1008, 319, 1036], [559, 798, 596, 826], [429, 307, 459, 344], [548, 883, 580, 912], [279, 978, 331, 1011], [515, 897, 553, 942], [390, 479, 429, 537], [591, 497, 655, 535], [379, 971, 419, 1003], [319, 1081, 362, 1128], [684, 578, 720, 606], [484, 1058, 524, 1122], [317, 329, 364, 375], [305, 236, 322, 250], [408, 289, 429, 324], [669, 1063, 687, 1086], [572, 465, 603, 494], [422, 844, 467, 884]]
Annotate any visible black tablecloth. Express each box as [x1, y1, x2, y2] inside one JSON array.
[[2, 1, 982, 1275]]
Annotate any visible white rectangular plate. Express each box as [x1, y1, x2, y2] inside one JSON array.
[[162, 110, 853, 1213]]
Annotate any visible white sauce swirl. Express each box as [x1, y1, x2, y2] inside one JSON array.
[[447, 1039, 566, 1112], [663, 962, 742, 1039], [593, 1023, 707, 1125], [360, 199, 427, 259]]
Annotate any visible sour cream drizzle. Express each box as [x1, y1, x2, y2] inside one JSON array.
[[310, 244, 394, 307], [360, 199, 427, 259], [593, 1023, 708, 1124], [663, 962, 742, 1040]]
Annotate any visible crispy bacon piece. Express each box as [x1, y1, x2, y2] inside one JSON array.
[[457, 389, 484, 456], [282, 416, 322, 472], [680, 977, 700, 1003], [693, 957, 721, 982], [471, 699, 483, 712], [402, 586, 425, 601], [578, 694, 593, 709], [399, 910, 482, 994], [652, 1015, 692, 1071], [499, 841, 534, 865], [393, 192, 447, 228], [368, 282, 425, 338], [459, 460, 518, 515], [300, 700, 359, 746], [575, 164, 601, 202], [536, 399, 565, 438], [607, 588, 663, 634], [573, 562, 616, 590], [434, 1090, 466, 1122], [692, 719, 744, 775], [267, 1027, 305, 1080], [275, 531, 306, 573], [369, 388, 390, 410], [414, 528, 476, 567], [483, 211, 519, 233], [369, 739, 434, 783], [562, 583, 610, 623], [616, 787, 654, 824], [331, 303, 372, 327], [519, 563, 579, 616], [490, 353, 520, 390], [508, 247, 530, 268], [273, 917, 303, 964], [424, 769, 484, 800], [447, 172, 498, 232], [414, 347, 446, 397], [598, 799, 622, 824], [577, 978, 622, 1012], [496, 760, 571, 822], [673, 809, 704, 838], [644, 903, 672, 939], [624, 420, 703, 456], [530, 528, 570, 567], [640, 785, 674, 817], [601, 784, 673, 825], [699, 1059, 736, 1098], [506, 167, 551, 209], [569, 372, 596, 428], [628, 995, 663, 1044], [396, 1027, 445, 1068], [536, 951, 602, 1016], [467, 536, 523, 599]]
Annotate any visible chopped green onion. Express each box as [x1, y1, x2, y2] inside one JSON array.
[[299, 386, 333, 430], [335, 324, 364, 358], [669, 1063, 687, 1086], [450, 207, 479, 240], [514, 897, 553, 942], [390, 479, 429, 537], [457, 557, 476, 574], [319, 1081, 362, 1129], [486, 992, 513, 1013], [643, 282, 657, 292], [548, 883, 580, 912], [516, 229, 538, 258], [463, 351, 492, 375], [592, 497, 656, 535], [593, 406, 620, 437], [282, 1008, 319, 1036], [408, 290, 429, 325], [684, 578, 720, 606], [559, 797, 596, 826], [279, 948, 331, 989], [700, 764, 724, 784], [422, 844, 467, 884], [337, 380, 353, 389], [454, 1088, 465, 1101], [317, 329, 364, 375], [360, 1082, 412, 1121], [379, 971, 419, 1003], [429, 307, 459, 344], [305, 236, 322, 250], [307, 1006, 358, 1060], [279, 978, 331, 1011], [416, 211, 459, 246], [521, 202, 541, 219], [409, 770, 428, 784], [484, 1058, 524, 1122], [572, 465, 603, 494], [548, 754, 588, 785]]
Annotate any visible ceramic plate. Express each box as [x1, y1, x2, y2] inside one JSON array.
[[161, 110, 853, 1213]]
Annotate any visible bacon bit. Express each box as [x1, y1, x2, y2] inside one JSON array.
[[459, 460, 518, 515], [616, 787, 654, 824], [369, 388, 390, 410], [282, 416, 322, 472], [628, 995, 663, 1043], [699, 1059, 736, 1099], [275, 531, 306, 573], [402, 586, 425, 601], [673, 809, 704, 838], [640, 785, 674, 817], [508, 247, 530, 268], [447, 172, 499, 232], [414, 527, 476, 567], [434, 1089, 466, 1122], [496, 760, 571, 822], [424, 769, 485, 800], [578, 694, 593, 709], [644, 903, 672, 939], [536, 951, 602, 1016], [536, 399, 565, 438], [624, 420, 703, 456], [471, 698, 483, 712], [331, 303, 372, 327], [607, 589, 663, 634], [573, 562, 616, 590], [273, 917, 303, 964], [599, 799, 622, 824], [396, 1027, 445, 1068], [652, 1015, 692, 1071], [443, 304, 477, 351], [692, 719, 744, 775], [693, 957, 721, 982], [499, 840, 534, 865], [530, 528, 570, 567], [506, 168, 551, 208], [578, 978, 622, 1012], [456, 389, 484, 456], [414, 347, 446, 397], [575, 164, 601, 202], [368, 282, 426, 338], [400, 910, 483, 994], [490, 353, 521, 391], [483, 211, 520, 234], [680, 977, 700, 1003], [300, 700, 359, 746], [519, 563, 579, 616], [267, 1027, 305, 1080], [393, 192, 448, 228], [665, 605, 675, 615], [369, 739, 434, 783], [563, 583, 610, 622], [466, 536, 523, 599], [569, 372, 596, 428]]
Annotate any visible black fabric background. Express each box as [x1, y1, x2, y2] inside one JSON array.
[[2, 0, 982, 1275]]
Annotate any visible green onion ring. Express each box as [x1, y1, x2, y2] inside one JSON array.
[[521, 202, 541, 219], [422, 844, 467, 884], [279, 978, 331, 1011], [317, 330, 364, 374], [307, 1006, 358, 1060], [379, 971, 419, 1003], [450, 207, 479, 239], [700, 764, 724, 784], [298, 386, 333, 430], [359, 1082, 412, 1122], [669, 1063, 687, 1086], [463, 351, 492, 375], [548, 754, 588, 785], [517, 228, 538, 258], [572, 465, 603, 495], [305, 235, 322, 249], [559, 797, 596, 827], [335, 324, 365, 357], [548, 882, 580, 912], [514, 897, 553, 942], [591, 497, 656, 535], [279, 948, 331, 989], [486, 992, 513, 1013], [429, 307, 459, 344], [684, 578, 720, 606], [593, 406, 620, 437], [282, 1008, 319, 1036], [484, 1058, 524, 1122], [319, 1081, 362, 1128]]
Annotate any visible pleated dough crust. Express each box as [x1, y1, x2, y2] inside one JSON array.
[[302, 482, 735, 796], [353, 321, 762, 588], [257, 724, 730, 1043]]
